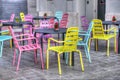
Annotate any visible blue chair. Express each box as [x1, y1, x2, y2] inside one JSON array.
[[55, 11, 63, 21], [65, 22, 93, 64], [77, 22, 93, 63], [0, 30, 12, 57]]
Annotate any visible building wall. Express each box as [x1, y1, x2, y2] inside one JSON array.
[[0, 0, 27, 19]]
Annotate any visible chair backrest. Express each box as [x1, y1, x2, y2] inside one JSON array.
[[83, 22, 93, 43], [92, 19, 105, 38], [55, 11, 63, 21], [81, 16, 89, 30], [64, 27, 79, 51], [20, 12, 25, 22], [59, 13, 69, 28], [59, 19, 68, 28], [62, 13, 69, 20], [49, 18, 55, 28], [10, 13, 15, 22], [24, 14, 33, 22], [39, 20, 50, 29]]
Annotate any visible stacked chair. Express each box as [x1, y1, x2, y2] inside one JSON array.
[[90, 19, 117, 56], [77, 22, 93, 63], [46, 27, 84, 75]]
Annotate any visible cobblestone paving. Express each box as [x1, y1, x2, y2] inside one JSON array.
[[0, 40, 120, 80]]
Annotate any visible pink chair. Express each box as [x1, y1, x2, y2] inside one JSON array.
[[34, 18, 55, 54], [62, 13, 69, 20], [23, 14, 33, 35], [59, 13, 69, 28], [81, 16, 89, 31], [8, 26, 44, 71], [59, 19, 68, 28]]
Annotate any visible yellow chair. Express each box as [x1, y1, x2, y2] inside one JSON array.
[[20, 12, 25, 22], [90, 19, 117, 56], [46, 27, 84, 75]]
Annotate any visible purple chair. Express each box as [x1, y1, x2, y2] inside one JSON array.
[[81, 16, 89, 31]]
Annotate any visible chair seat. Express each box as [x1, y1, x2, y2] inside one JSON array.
[[93, 34, 115, 40], [49, 46, 75, 53], [0, 36, 12, 41], [20, 44, 40, 51]]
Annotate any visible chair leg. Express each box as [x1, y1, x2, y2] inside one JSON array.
[[0, 41, 3, 57], [57, 54, 62, 75], [114, 36, 117, 53], [16, 51, 22, 71], [39, 48, 44, 69], [34, 49, 38, 64], [46, 50, 49, 70], [85, 45, 91, 63], [69, 52, 72, 66], [84, 46, 88, 58], [10, 39, 12, 48], [78, 50, 84, 72], [65, 53, 69, 65], [13, 48, 17, 66], [95, 39, 98, 51], [107, 40, 110, 56], [88, 39, 92, 51]]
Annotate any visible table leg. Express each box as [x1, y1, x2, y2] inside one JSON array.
[[62, 33, 65, 60], [72, 52, 74, 66], [118, 28, 120, 53]]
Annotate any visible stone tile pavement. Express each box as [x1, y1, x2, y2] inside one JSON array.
[[0, 40, 120, 80]]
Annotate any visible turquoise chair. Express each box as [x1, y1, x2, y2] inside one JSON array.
[[0, 30, 12, 57], [77, 22, 93, 63], [55, 11, 63, 21], [65, 22, 93, 64]]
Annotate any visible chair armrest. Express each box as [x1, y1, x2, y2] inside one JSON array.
[[48, 38, 64, 47], [15, 34, 33, 38], [17, 37, 36, 42], [104, 27, 116, 32], [48, 38, 64, 43]]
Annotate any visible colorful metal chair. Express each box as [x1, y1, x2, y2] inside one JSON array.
[[90, 19, 117, 56], [20, 12, 25, 22], [80, 16, 89, 31], [8, 26, 44, 71], [46, 27, 84, 75], [77, 22, 93, 63], [55, 11, 63, 21], [62, 13, 69, 20], [0, 30, 12, 57]]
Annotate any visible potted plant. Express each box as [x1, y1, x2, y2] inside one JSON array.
[[112, 16, 116, 22]]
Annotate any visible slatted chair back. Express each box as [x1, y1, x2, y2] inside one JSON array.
[[55, 11, 63, 21], [81, 16, 89, 30], [64, 27, 79, 51], [92, 19, 105, 38]]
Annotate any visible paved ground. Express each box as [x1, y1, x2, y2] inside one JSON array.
[[0, 40, 120, 80]]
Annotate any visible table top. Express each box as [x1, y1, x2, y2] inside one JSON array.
[[2, 21, 33, 26], [103, 21, 120, 25], [33, 16, 59, 21], [34, 28, 67, 34]]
